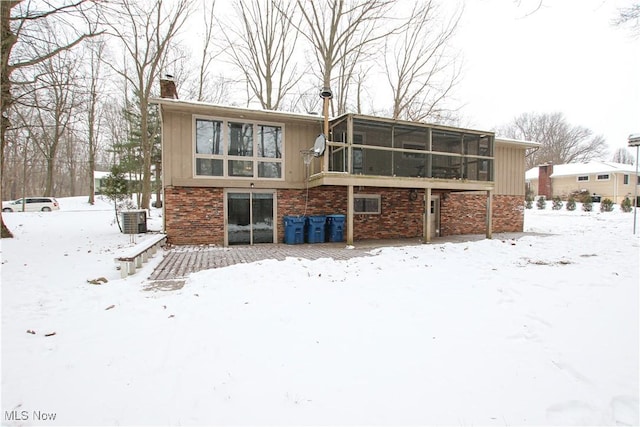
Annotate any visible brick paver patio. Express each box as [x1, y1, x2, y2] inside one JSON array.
[[148, 242, 393, 281], [145, 233, 528, 289]]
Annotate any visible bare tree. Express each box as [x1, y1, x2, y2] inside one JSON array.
[[612, 147, 636, 165], [292, 0, 395, 115], [498, 112, 608, 169], [1, 0, 100, 237], [194, 0, 217, 102], [103, 0, 192, 210], [613, 2, 640, 36], [385, 1, 461, 122], [22, 42, 83, 197], [514, 0, 544, 18], [85, 38, 106, 204], [222, 0, 301, 110]]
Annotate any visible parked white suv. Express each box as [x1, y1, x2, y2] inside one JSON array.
[[2, 197, 60, 212]]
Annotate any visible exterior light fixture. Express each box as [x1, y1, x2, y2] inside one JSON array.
[[318, 86, 333, 173], [319, 87, 332, 99]]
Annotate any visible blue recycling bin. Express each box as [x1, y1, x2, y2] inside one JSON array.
[[326, 214, 345, 242], [283, 216, 305, 244], [306, 215, 326, 243]]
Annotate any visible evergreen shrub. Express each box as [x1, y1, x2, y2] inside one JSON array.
[[600, 198, 614, 212], [536, 196, 547, 210]]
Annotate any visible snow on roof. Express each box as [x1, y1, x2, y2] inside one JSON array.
[[495, 137, 540, 148], [93, 171, 143, 181], [526, 161, 639, 180], [151, 97, 325, 122], [525, 168, 539, 181]]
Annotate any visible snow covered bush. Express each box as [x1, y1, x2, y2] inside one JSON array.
[[566, 196, 576, 211], [600, 198, 614, 212], [552, 196, 563, 210], [621, 196, 633, 213], [525, 198, 533, 209], [536, 196, 547, 210], [582, 199, 593, 212]]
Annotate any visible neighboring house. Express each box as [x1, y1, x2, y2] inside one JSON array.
[[154, 80, 538, 246], [526, 161, 640, 204], [93, 170, 152, 195], [93, 171, 110, 194]]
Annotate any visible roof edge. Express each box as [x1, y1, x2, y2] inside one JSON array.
[[151, 97, 325, 122], [495, 137, 540, 148]]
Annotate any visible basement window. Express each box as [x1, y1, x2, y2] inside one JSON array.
[[354, 194, 381, 214]]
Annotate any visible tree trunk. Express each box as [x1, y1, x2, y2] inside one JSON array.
[[1, 2, 17, 238], [140, 97, 151, 210], [44, 156, 55, 196]]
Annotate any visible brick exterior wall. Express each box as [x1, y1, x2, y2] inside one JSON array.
[[493, 195, 525, 233], [276, 187, 347, 243], [278, 187, 425, 241], [164, 186, 224, 245], [351, 187, 424, 240], [163, 186, 524, 245], [440, 193, 524, 236]]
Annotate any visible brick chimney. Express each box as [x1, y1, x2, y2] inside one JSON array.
[[538, 164, 553, 198], [160, 78, 178, 99]]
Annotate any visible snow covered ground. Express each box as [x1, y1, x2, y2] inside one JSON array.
[[1, 197, 638, 426]]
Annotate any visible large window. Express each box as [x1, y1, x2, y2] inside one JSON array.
[[194, 117, 284, 179], [257, 125, 282, 178], [195, 119, 224, 176]]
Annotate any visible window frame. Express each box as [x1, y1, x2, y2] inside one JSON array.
[[576, 175, 589, 182], [354, 194, 381, 214], [596, 173, 610, 181], [193, 115, 285, 180]]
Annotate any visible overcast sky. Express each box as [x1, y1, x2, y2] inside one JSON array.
[[452, 0, 639, 156]]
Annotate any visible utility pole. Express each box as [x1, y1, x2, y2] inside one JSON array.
[[628, 133, 640, 234]]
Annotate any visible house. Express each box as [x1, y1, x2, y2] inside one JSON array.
[[526, 161, 640, 204], [154, 81, 538, 246], [93, 170, 148, 195]]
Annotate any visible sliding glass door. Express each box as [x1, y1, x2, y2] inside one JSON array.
[[227, 192, 275, 245]]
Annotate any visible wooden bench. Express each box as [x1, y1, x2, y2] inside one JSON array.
[[115, 234, 167, 278]]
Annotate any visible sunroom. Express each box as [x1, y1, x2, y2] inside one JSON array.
[[304, 114, 497, 243], [308, 114, 494, 187]]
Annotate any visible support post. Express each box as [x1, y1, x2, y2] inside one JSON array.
[[634, 145, 639, 234], [347, 185, 354, 245], [424, 188, 432, 243], [486, 190, 493, 239]]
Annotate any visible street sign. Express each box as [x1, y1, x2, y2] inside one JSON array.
[[629, 133, 640, 147]]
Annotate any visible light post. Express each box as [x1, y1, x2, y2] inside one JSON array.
[[629, 133, 640, 234]]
